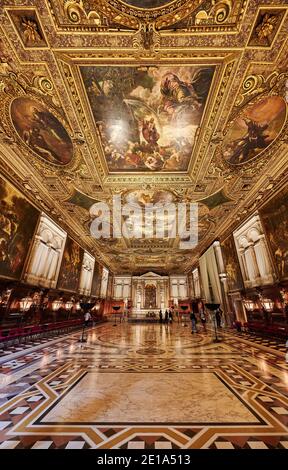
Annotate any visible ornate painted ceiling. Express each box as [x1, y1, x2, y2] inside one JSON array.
[[0, 0, 287, 275]]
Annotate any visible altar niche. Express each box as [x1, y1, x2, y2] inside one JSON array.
[[144, 284, 157, 309]]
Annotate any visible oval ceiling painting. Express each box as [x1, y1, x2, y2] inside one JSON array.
[[223, 95, 286, 165], [10, 97, 73, 165], [125, 189, 174, 207], [122, 1, 173, 8]]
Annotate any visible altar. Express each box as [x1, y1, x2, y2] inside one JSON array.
[[131, 272, 169, 317], [112, 272, 189, 319]]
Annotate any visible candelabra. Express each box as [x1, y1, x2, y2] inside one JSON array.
[[112, 306, 121, 326]]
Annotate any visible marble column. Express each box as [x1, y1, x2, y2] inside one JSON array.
[[141, 281, 145, 309], [36, 244, 50, 282], [42, 243, 55, 282], [213, 241, 231, 324], [244, 244, 260, 284], [253, 235, 274, 283], [46, 248, 60, 288], [160, 281, 165, 310], [27, 235, 43, 277], [238, 249, 249, 282]]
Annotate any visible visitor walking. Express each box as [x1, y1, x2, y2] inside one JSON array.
[[169, 309, 173, 323], [215, 308, 222, 328], [200, 309, 207, 332], [190, 312, 197, 334]]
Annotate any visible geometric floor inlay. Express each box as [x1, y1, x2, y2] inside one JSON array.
[[1, 322, 288, 449], [41, 372, 260, 424]]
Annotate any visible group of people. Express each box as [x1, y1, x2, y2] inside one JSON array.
[[190, 307, 223, 334], [159, 309, 173, 324]]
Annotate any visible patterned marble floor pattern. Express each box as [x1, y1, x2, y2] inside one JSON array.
[[0, 322, 288, 449]]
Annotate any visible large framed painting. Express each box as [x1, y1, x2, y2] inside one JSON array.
[[260, 187, 288, 280], [221, 235, 243, 291], [0, 176, 39, 280], [91, 261, 102, 297], [80, 65, 215, 172], [57, 237, 84, 292]]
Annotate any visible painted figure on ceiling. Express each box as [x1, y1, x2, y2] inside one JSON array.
[[226, 117, 272, 164], [159, 68, 214, 125], [81, 65, 215, 171], [142, 118, 160, 146]]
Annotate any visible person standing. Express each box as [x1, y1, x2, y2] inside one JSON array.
[[169, 309, 173, 323], [159, 310, 163, 324], [190, 312, 197, 334], [215, 308, 222, 328], [164, 309, 169, 324], [84, 310, 92, 327], [200, 309, 207, 332]]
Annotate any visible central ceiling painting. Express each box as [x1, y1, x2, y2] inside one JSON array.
[[80, 66, 215, 172]]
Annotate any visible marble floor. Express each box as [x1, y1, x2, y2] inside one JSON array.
[[0, 322, 288, 449]]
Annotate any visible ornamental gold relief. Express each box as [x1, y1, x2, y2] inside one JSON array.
[[0, 0, 287, 273]]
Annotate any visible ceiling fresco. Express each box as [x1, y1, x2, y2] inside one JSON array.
[[81, 65, 214, 172], [222, 95, 286, 165], [10, 97, 74, 165], [0, 0, 287, 275]]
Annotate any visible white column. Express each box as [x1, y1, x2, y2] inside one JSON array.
[[171, 281, 178, 298], [115, 283, 123, 298], [35, 244, 50, 281], [141, 281, 145, 308], [86, 268, 93, 296], [136, 282, 141, 310], [160, 281, 165, 310], [253, 236, 274, 283], [213, 241, 225, 274], [47, 248, 60, 286], [27, 236, 43, 276], [132, 280, 136, 308], [123, 282, 130, 299], [238, 249, 249, 282], [244, 245, 259, 283], [179, 281, 186, 299], [42, 244, 55, 281]]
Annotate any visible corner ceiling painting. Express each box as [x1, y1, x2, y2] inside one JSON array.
[[80, 66, 215, 172], [222, 96, 286, 165], [10, 97, 73, 166]]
